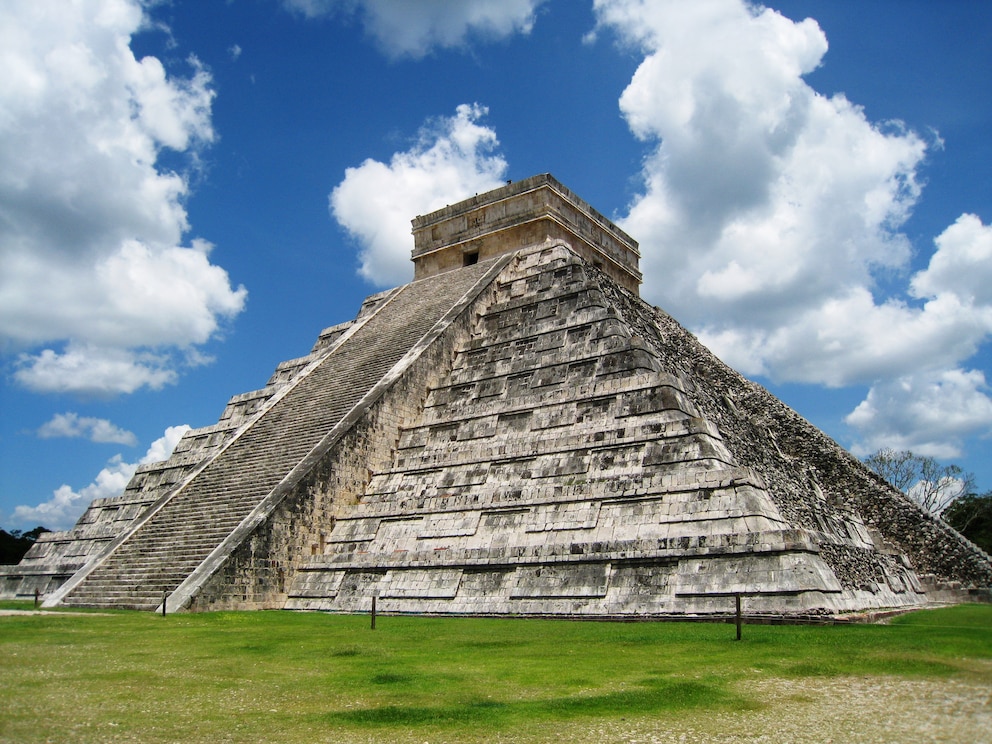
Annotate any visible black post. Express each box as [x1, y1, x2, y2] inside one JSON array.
[[162, 591, 167, 617], [735, 593, 742, 641], [34, 588, 40, 609], [370, 596, 377, 630]]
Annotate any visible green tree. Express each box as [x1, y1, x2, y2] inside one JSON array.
[[863, 449, 975, 516], [942, 492, 992, 554], [0, 526, 48, 564]]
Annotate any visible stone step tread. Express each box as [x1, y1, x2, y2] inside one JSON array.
[[99, 534, 243, 554], [66, 569, 193, 583], [61, 602, 162, 608], [64, 589, 179, 599], [79, 560, 212, 574]]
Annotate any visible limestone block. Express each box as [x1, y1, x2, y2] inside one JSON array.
[[526, 501, 601, 532], [334, 570, 387, 600], [458, 568, 513, 596], [381, 569, 463, 599], [532, 451, 589, 478], [589, 444, 646, 474], [643, 433, 733, 469], [480, 509, 529, 531], [438, 464, 490, 488], [619, 386, 699, 419], [292, 568, 345, 598], [510, 563, 610, 598], [673, 553, 842, 597], [455, 416, 498, 441], [329, 518, 380, 543], [397, 427, 428, 449], [420, 511, 481, 538], [373, 518, 426, 550], [608, 561, 676, 599], [497, 410, 533, 433]]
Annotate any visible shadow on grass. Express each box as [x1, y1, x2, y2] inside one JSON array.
[[319, 678, 757, 728], [370, 672, 414, 685]]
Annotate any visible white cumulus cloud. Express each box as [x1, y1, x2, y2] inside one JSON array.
[[282, 0, 546, 58], [911, 213, 992, 305], [14, 345, 180, 396], [330, 103, 508, 286], [12, 424, 191, 530], [845, 370, 992, 458], [593, 0, 992, 456], [0, 0, 247, 396], [141, 424, 192, 464], [37, 413, 137, 446]]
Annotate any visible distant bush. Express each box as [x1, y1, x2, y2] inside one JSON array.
[[943, 493, 992, 554]]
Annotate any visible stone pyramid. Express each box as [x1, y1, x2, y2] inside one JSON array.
[[7, 174, 989, 617]]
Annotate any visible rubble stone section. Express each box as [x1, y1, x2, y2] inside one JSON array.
[[286, 245, 929, 617], [47, 258, 505, 610], [412, 174, 642, 294]]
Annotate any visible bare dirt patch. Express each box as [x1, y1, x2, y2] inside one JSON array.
[[573, 675, 992, 744]]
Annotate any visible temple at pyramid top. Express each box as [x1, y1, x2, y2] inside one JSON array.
[[411, 173, 643, 294]]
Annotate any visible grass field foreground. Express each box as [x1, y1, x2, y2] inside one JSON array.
[[1, 603, 990, 743]]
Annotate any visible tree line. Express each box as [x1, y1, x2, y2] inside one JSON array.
[[0, 526, 48, 565]]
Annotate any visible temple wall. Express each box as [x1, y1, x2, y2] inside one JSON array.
[[412, 174, 641, 294]]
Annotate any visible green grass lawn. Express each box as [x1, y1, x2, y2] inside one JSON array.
[[1, 603, 990, 743]]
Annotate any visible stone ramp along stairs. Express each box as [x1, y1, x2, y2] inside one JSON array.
[[48, 256, 511, 611]]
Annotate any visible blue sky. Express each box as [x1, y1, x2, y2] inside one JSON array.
[[1, 0, 990, 531]]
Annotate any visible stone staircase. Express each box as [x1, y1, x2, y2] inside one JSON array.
[[58, 259, 502, 610]]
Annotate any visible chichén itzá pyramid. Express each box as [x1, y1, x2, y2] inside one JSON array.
[[5, 174, 991, 618]]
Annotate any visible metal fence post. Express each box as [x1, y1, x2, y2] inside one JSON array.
[[735, 593, 742, 641]]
